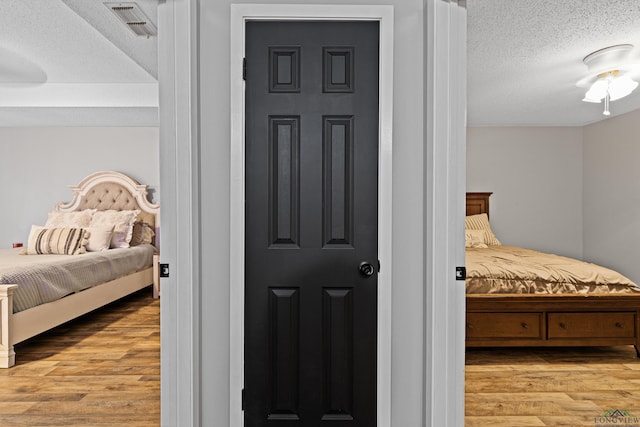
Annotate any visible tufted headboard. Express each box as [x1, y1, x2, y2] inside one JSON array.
[[55, 171, 160, 245]]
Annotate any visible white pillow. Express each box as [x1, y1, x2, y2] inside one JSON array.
[[45, 209, 96, 228], [85, 226, 115, 252], [90, 210, 140, 248]]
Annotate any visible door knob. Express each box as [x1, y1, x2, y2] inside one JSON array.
[[359, 262, 375, 277]]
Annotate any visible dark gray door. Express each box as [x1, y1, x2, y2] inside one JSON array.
[[245, 21, 379, 427]]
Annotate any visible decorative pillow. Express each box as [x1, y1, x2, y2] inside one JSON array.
[[26, 225, 89, 255], [90, 210, 140, 248], [465, 213, 501, 245], [45, 209, 96, 228], [465, 229, 488, 248], [129, 222, 155, 246], [85, 226, 115, 252]]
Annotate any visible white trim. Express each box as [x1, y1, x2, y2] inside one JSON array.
[[450, 4, 467, 426], [423, 1, 467, 426], [158, 0, 200, 425], [230, 5, 393, 426], [0, 83, 158, 107]]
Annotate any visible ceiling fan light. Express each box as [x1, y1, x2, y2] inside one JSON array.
[[607, 75, 639, 101], [578, 45, 640, 113], [582, 79, 608, 102]]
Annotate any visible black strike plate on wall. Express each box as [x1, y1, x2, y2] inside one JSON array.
[[160, 264, 170, 278], [455, 266, 466, 281]]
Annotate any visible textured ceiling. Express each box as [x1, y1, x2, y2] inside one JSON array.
[[467, 0, 640, 126], [2, 1, 639, 127], [62, 0, 158, 79], [0, 0, 157, 126]]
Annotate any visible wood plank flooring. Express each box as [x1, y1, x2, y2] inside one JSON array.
[[466, 346, 640, 427], [0, 288, 159, 427], [4, 290, 638, 427]]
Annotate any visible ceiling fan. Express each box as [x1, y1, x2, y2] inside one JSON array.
[[576, 44, 640, 115]]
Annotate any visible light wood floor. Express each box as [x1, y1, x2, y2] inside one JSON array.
[[0, 288, 160, 427], [466, 346, 640, 427], [3, 293, 639, 427]]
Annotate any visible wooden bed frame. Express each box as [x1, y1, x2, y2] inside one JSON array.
[[466, 192, 640, 356], [0, 171, 160, 368]]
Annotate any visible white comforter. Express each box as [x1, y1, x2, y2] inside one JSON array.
[[0, 245, 155, 313]]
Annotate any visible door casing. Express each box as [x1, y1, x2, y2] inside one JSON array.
[[230, 5, 394, 427]]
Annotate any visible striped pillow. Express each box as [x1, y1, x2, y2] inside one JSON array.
[[465, 213, 501, 246], [26, 226, 90, 255]]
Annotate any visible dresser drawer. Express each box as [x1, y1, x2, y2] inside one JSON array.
[[466, 313, 542, 339], [548, 312, 635, 339]]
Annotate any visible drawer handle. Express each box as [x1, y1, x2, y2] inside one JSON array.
[[521, 322, 529, 329], [615, 322, 624, 329], [559, 322, 568, 330], [466, 323, 473, 329]]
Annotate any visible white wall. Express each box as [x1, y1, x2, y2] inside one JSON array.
[[0, 127, 159, 246], [583, 109, 640, 284], [467, 126, 583, 258], [468, 114, 640, 284]]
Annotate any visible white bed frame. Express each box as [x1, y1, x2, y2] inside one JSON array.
[[0, 171, 160, 368]]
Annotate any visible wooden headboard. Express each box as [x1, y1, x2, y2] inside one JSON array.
[[466, 192, 491, 218]]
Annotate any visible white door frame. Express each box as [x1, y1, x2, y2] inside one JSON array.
[[158, 0, 201, 425], [423, 1, 467, 426], [230, 4, 394, 427]]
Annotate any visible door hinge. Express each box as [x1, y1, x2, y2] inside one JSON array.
[[242, 58, 247, 80], [455, 266, 466, 281], [241, 388, 246, 411], [159, 263, 170, 278]]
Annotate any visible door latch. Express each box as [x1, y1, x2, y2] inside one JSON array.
[[455, 266, 466, 280], [160, 263, 170, 278]]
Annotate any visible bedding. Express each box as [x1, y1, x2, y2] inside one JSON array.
[[0, 171, 160, 368], [466, 244, 640, 295], [89, 209, 140, 248], [45, 209, 96, 228], [465, 229, 488, 248], [130, 221, 155, 246], [465, 213, 501, 246], [465, 193, 640, 355], [0, 244, 155, 313], [85, 225, 115, 251], [25, 226, 90, 255]]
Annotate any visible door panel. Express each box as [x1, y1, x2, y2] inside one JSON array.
[[245, 21, 379, 426]]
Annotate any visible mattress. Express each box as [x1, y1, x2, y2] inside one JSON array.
[[0, 245, 155, 313], [466, 245, 640, 294]]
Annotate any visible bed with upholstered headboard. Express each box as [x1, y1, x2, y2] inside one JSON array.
[[465, 192, 640, 356], [0, 171, 160, 367]]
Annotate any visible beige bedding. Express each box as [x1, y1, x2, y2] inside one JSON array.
[[466, 245, 640, 294]]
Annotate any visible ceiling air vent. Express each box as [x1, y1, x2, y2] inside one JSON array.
[[104, 2, 157, 37]]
